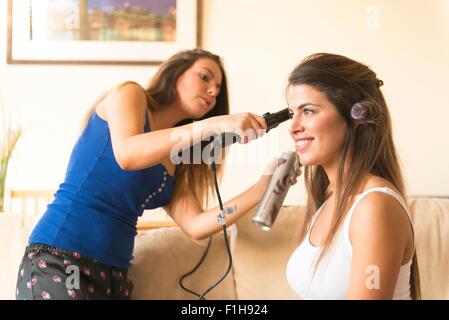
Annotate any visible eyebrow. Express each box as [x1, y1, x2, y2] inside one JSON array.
[[288, 103, 321, 112], [200, 67, 215, 78]]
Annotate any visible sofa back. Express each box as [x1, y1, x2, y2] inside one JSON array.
[[408, 197, 449, 299], [231, 205, 304, 299], [129, 227, 237, 300]]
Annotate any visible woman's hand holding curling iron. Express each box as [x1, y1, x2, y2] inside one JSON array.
[[203, 112, 268, 144]]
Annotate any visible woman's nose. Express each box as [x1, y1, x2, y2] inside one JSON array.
[[207, 85, 219, 97], [289, 113, 304, 135]]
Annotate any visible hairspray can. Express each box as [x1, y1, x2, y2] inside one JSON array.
[[252, 150, 298, 231]]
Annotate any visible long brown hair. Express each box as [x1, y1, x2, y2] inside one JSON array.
[[81, 48, 230, 211], [288, 53, 420, 299], [145, 48, 229, 210]]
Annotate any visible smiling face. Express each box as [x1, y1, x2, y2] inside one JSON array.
[[175, 58, 223, 119], [287, 84, 348, 168]]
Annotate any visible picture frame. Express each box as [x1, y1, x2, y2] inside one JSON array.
[[7, 0, 200, 65]]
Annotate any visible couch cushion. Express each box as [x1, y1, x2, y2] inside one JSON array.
[[409, 197, 449, 299], [129, 227, 237, 300], [232, 206, 306, 299]]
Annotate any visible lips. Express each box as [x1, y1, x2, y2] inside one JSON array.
[[200, 97, 212, 108], [295, 138, 314, 152]]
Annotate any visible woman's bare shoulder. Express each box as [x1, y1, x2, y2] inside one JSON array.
[[353, 175, 407, 226], [350, 176, 412, 253], [97, 81, 148, 121]]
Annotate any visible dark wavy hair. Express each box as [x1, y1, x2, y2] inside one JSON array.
[[145, 48, 229, 126], [145, 48, 229, 210]]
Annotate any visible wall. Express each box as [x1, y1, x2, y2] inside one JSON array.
[[1, 0, 448, 210], [202, 0, 449, 200]]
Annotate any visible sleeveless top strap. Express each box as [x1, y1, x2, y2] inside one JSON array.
[[308, 201, 327, 234], [342, 187, 414, 254]]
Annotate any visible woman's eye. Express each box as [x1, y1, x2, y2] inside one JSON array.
[[200, 74, 209, 81], [303, 108, 314, 115]]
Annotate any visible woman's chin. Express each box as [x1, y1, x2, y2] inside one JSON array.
[[191, 107, 212, 119], [297, 155, 316, 167]]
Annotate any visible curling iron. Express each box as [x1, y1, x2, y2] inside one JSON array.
[[176, 108, 292, 163]]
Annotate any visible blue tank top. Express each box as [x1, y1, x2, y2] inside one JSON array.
[[29, 111, 178, 268]]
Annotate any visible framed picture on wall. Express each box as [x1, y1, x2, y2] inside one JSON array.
[[7, 0, 200, 65]]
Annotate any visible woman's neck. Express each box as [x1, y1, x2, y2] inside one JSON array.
[[323, 161, 340, 195], [323, 160, 368, 197], [149, 103, 188, 130]]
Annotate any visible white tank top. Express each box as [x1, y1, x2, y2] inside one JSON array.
[[286, 187, 414, 300]]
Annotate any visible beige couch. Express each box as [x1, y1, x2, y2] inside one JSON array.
[[1, 197, 448, 300]]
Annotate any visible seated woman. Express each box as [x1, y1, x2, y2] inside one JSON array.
[[285, 53, 420, 299]]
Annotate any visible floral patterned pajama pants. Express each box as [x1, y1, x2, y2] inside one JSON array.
[[16, 243, 134, 300]]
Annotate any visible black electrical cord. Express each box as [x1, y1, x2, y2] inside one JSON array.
[[179, 236, 213, 299], [177, 110, 292, 299], [197, 156, 233, 300], [178, 142, 234, 300]]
